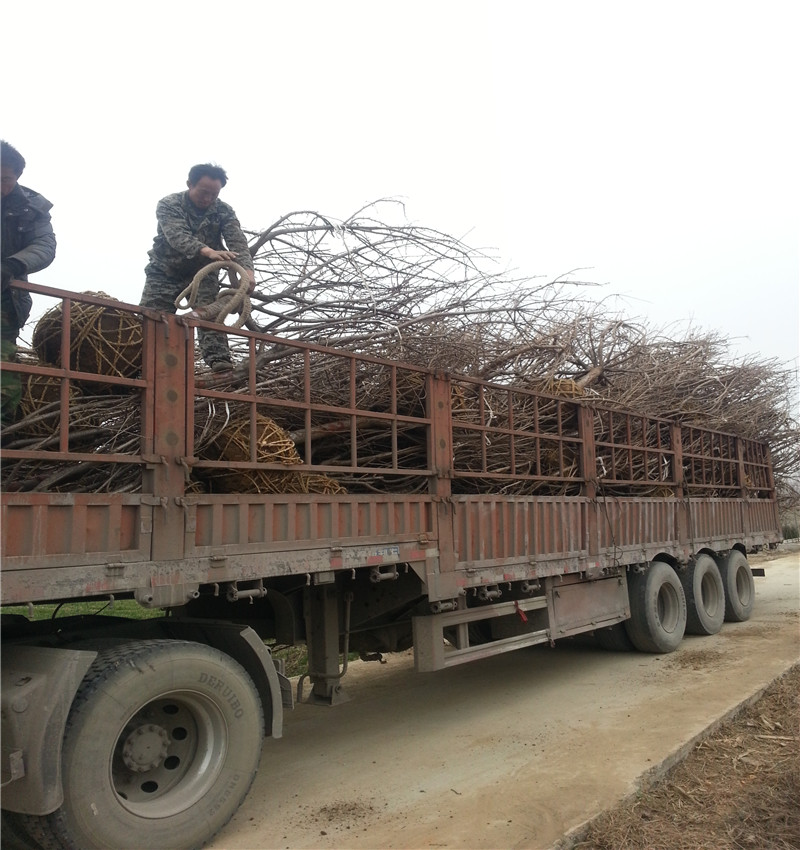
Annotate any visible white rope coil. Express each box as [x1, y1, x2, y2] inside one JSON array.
[[175, 261, 252, 329]]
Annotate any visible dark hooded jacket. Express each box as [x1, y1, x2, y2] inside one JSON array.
[[1, 183, 57, 329]]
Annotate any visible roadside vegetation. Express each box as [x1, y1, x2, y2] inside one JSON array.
[[1, 599, 162, 620]]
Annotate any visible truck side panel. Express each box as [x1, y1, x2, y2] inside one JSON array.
[[0, 491, 780, 606], [0, 288, 783, 609], [1, 494, 151, 567]]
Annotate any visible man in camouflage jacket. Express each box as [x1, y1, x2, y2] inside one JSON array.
[[140, 163, 255, 370], [1, 140, 57, 423]]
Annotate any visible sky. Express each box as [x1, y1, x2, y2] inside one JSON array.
[[4, 1, 799, 390]]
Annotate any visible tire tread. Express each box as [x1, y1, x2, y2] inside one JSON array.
[[681, 554, 725, 636], [18, 639, 263, 850], [625, 561, 687, 653], [719, 551, 755, 622]]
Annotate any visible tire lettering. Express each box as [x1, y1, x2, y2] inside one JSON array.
[[198, 672, 246, 718], [207, 773, 241, 817]]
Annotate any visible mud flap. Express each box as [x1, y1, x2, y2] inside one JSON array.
[[0, 645, 97, 814]]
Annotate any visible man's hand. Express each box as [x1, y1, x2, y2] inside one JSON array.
[[198, 247, 255, 292], [200, 247, 239, 262], [1, 260, 18, 291]]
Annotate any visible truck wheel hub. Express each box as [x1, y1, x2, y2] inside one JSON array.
[[121, 723, 170, 772]]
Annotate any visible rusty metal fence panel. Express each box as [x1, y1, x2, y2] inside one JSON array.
[[1, 493, 152, 568], [688, 499, 745, 543], [452, 496, 587, 579], [186, 494, 435, 558], [594, 497, 680, 559], [0, 286, 783, 607]]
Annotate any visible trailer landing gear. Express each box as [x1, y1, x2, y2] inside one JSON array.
[[301, 584, 353, 705]]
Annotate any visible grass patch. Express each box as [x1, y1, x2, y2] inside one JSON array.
[[3, 605, 356, 681], [2, 599, 164, 621], [781, 523, 798, 539], [269, 644, 310, 677], [267, 643, 362, 678]]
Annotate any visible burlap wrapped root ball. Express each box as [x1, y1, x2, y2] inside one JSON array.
[[17, 373, 82, 437], [32, 292, 143, 385], [206, 412, 303, 465], [199, 411, 346, 494], [207, 469, 347, 495], [303, 473, 348, 494]]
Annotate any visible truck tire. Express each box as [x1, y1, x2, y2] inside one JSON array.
[[21, 639, 264, 850], [1, 811, 41, 850], [624, 561, 686, 653], [680, 554, 725, 636], [594, 622, 635, 651], [718, 550, 755, 622]]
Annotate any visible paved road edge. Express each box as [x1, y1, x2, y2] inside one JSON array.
[[552, 657, 800, 850]]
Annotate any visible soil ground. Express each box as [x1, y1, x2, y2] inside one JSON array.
[[565, 663, 800, 850], [207, 546, 799, 850], [563, 546, 800, 850]]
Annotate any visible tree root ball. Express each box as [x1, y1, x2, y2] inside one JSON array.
[[32, 293, 143, 381]]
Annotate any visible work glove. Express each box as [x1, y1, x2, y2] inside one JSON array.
[[1, 258, 24, 291]]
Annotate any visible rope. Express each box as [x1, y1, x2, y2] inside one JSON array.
[[175, 261, 253, 329]]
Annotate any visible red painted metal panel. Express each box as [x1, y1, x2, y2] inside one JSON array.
[[452, 497, 586, 567], [1, 494, 151, 569], [186, 495, 435, 557], [747, 499, 781, 534], [0, 288, 782, 608], [689, 499, 741, 539], [595, 498, 679, 551]]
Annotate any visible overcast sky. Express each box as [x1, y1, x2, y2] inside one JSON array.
[[5, 1, 799, 382]]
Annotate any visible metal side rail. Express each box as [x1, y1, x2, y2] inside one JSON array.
[[412, 596, 550, 672]]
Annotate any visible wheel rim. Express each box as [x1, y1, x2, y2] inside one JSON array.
[[111, 690, 229, 818], [735, 565, 752, 606], [700, 571, 722, 617], [657, 583, 681, 633]]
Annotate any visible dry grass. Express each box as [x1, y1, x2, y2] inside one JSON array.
[[569, 664, 800, 850]]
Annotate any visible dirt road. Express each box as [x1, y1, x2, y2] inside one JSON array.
[[207, 550, 799, 850]]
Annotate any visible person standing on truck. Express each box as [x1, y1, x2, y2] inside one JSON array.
[[1, 140, 57, 424], [140, 163, 256, 372]]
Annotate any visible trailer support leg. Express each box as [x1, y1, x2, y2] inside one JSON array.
[[303, 583, 351, 705]]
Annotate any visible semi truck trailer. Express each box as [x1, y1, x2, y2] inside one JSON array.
[[0, 282, 781, 849]]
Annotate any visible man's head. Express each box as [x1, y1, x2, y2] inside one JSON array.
[[187, 163, 228, 210], [1, 140, 26, 198]]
